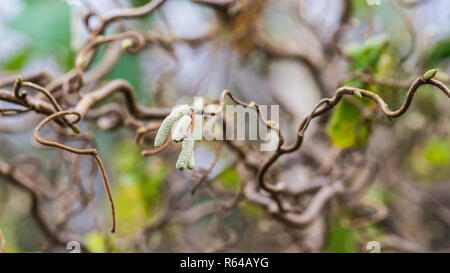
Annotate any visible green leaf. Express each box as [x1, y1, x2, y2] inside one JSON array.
[[376, 50, 398, 78], [424, 138, 450, 166], [220, 168, 242, 191], [85, 232, 107, 253], [114, 141, 168, 217], [115, 175, 149, 234], [345, 34, 389, 71], [325, 217, 357, 253], [426, 38, 450, 68], [326, 101, 372, 148], [3, 48, 32, 71], [7, 0, 75, 69], [239, 202, 264, 219], [407, 136, 450, 181], [131, 0, 151, 6]]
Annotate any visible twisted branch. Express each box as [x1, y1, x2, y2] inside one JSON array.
[[33, 110, 116, 233]]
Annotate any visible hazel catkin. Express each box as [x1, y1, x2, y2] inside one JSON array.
[[154, 104, 191, 147], [172, 115, 192, 143], [175, 138, 195, 170]]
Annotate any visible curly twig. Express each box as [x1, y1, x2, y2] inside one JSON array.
[[74, 79, 171, 120], [33, 110, 116, 233], [13, 78, 78, 132], [74, 31, 146, 92], [216, 72, 449, 212], [85, 0, 167, 35]]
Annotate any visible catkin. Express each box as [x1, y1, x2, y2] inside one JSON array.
[[187, 153, 195, 170], [172, 115, 192, 143], [261, 129, 279, 152], [171, 104, 191, 117], [176, 138, 195, 170], [154, 105, 191, 147]]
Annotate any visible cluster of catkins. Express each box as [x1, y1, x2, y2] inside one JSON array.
[[154, 105, 195, 170]]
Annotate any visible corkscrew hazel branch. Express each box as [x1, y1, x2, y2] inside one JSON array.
[[73, 79, 171, 120], [0, 88, 55, 116], [200, 90, 279, 132], [13, 75, 25, 99], [141, 70, 449, 213], [33, 110, 116, 233], [0, 70, 53, 89], [13, 77, 80, 134], [85, 0, 167, 36], [74, 31, 146, 92], [193, 70, 448, 212], [141, 133, 173, 156], [257, 70, 449, 211]]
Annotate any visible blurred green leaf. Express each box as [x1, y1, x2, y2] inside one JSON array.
[[408, 136, 450, 181], [85, 232, 107, 253], [141, 160, 168, 210], [220, 168, 242, 191], [426, 38, 450, 68], [113, 141, 168, 234], [351, 0, 370, 15], [424, 137, 450, 166], [376, 50, 398, 78], [325, 217, 357, 253], [116, 141, 168, 207], [0, 227, 18, 253], [7, 0, 75, 69], [131, 0, 151, 6], [239, 202, 264, 219], [326, 100, 372, 148], [3, 48, 32, 71], [115, 175, 149, 234], [345, 34, 389, 71], [328, 36, 388, 149], [365, 186, 391, 205]]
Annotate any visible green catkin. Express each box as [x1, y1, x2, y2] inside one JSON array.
[[261, 129, 279, 152], [171, 104, 191, 117], [154, 115, 179, 147], [176, 138, 195, 170], [187, 153, 195, 170], [154, 105, 191, 147], [247, 101, 256, 108], [172, 115, 192, 143]]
